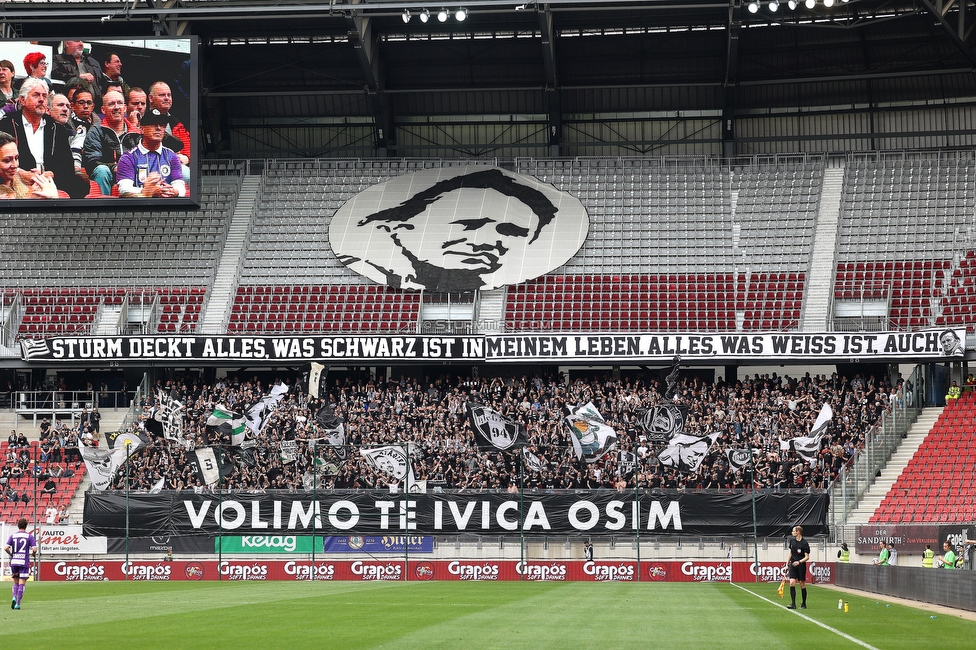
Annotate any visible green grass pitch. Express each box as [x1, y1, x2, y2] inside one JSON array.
[[1, 581, 974, 649]]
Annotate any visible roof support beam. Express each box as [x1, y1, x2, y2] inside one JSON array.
[[723, 0, 742, 157], [345, 2, 394, 154], [145, 0, 190, 37], [918, 0, 976, 68], [538, 4, 562, 156], [725, 0, 741, 87]]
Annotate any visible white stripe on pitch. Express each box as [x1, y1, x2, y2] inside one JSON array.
[[730, 582, 881, 650]]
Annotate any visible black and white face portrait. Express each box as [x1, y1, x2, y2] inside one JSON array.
[[939, 328, 964, 356], [329, 166, 588, 292]]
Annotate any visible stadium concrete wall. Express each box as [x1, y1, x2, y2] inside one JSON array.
[[836, 563, 976, 612]]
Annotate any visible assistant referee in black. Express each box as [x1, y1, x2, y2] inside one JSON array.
[[787, 525, 811, 609]]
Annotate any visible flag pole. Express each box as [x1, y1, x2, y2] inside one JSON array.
[[404, 441, 410, 582], [217, 441, 223, 581], [635, 469, 641, 582], [311, 444, 317, 583], [749, 443, 759, 583], [124, 439, 131, 580], [519, 449, 525, 582], [33, 443, 39, 584]]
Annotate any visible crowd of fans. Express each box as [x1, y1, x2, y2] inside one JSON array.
[[98, 368, 907, 494]]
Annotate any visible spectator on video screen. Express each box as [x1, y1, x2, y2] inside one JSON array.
[[126, 87, 147, 129], [99, 52, 129, 98], [67, 88, 99, 175], [148, 81, 190, 178], [83, 90, 135, 196], [21, 52, 54, 93], [115, 108, 186, 197], [0, 132, 59, 199], [47, 93, 71, 127], [0, 78, 86, 198], [98, 82, 124, 122], [52, 40, 102, 99], [0, 60, 16, 114]]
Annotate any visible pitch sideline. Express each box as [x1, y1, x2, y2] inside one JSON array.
[[729, 581, 881, 650]]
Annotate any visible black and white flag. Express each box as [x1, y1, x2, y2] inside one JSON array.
[[279, 440, 298, 464], [791, 403, 833, 463], [636, 403, 685, 442], [466, 403, 527, 452], [638, 356, 687, 442], [617, 450, 636, 477], [191, 447, 233, 487], [244, 382, 290, 435], [308, 362, 326, 399], [522, 448, 544, 473], [80, 438, 143, 491], [361, 445, 415, 485], [20, 339, 49, 361], [726, 448, 754, 473], [155, 390, 186, 442], [658, 432, 718, 474], [313, 404, 347, 460]]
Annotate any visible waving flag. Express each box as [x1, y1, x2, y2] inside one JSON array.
[[191, 447, 234, 487], [617, 450, 636, 477], [148, 390, 185, 442], [308, 362, 326, 399], [658, 432, 718, 473], [245, 382, 290, 434], [522, 448, 545, 473], [467, 403, 527, 452], [361, 445, 416, 486], [564, 402, 617, 464], [105, 429, 150, 451], [726, 448, 754, 473], [312, 403, 347, 459], [207, 405, 247, 446], [80, 436, 144, 491], [791, 403, 834, 462]]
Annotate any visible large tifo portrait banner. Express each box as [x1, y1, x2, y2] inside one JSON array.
[[40, 559, 836, 583], [83, 491, 828, 538], [21, 329, 964, 363]]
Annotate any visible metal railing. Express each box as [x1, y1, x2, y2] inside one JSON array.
[[828, 364, 924, 541], [120, 373, 151, 431]]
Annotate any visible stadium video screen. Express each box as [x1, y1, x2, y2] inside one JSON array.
[[0, 37, 198, 208]]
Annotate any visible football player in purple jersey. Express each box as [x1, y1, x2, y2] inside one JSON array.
[[5, 517, 38, 610]]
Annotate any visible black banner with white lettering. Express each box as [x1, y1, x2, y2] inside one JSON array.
[[105, 535, 214, 554], [21, 335, 482, 363], [20, 329, 963, 363], [83, 490, 828, 538]]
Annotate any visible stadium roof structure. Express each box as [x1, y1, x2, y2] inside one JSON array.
[[5, 0, 976, 156]]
